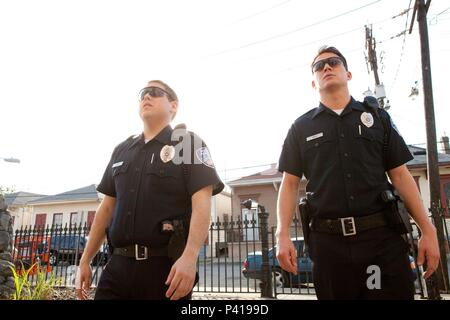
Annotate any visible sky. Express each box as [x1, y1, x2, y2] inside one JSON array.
[[1, 0, 449, 196]]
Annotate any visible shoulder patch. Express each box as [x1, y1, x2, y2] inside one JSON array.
[[195, 147, 215, 168]]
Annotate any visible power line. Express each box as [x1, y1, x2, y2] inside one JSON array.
[[232, 8, 407, 68], [274, 46, 365, 74], [4, 164, 278, 199], [436, 7, 450, 17], [205, 0, 383, 58], [231, 0, 293, 24], [217, 163, 274, 173], [388, 0, 413, 97], [237, 25, 363, 64], [409, 140, 449, 146]]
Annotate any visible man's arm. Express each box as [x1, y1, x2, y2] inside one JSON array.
[[275, 172, 300, 274], [165, 185, 213, 300], [388, 164, 440, 278], [76, 195, 115, 299], [80, 195, 116, 264]]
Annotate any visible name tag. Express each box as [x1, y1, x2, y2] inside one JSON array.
[[112, 161, 123, 168], [306, 132, 323, 142]]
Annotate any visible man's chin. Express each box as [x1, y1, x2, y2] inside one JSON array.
[[140, 111, 154, 121], [320, 81, 344, 92]]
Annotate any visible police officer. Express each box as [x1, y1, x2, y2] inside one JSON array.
[[276, 46, 440, 299], [76, 80, 224, 300]]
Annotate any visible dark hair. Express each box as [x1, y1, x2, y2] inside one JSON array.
[[311, 46, 348, 72], [148, 80, 178, 102]]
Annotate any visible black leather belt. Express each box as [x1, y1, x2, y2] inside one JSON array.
[[113, 244, 168, 260], [311, 211, 388, 236]]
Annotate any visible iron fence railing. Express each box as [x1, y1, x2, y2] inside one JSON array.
[[11, 211, 450, 297]]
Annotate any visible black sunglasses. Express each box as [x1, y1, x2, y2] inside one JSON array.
[[138, 86, 173, 101], [312, 56, 345, 73]]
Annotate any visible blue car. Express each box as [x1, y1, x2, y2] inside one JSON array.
[[242, 237, 313, 288], [38, 235, 108, 266]]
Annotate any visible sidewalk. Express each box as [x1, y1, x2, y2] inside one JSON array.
[[192, 292, 449, 300], [192, 292, 316, 300]]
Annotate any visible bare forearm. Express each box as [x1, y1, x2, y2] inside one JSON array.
[[80, 196, 115, 264], [389, 168, 435, 234], [183, 187, 212, 259], [276, 175, 300, 238]]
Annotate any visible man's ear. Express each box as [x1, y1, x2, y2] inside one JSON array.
[[170, 100, 178, 115], [312, 79, 317, 90], [347, 71, 352, 81]]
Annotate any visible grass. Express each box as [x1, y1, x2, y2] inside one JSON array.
[[9, 262, 62, 300]]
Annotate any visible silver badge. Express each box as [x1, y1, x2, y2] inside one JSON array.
[[160, 145, 175, 163], [361, 112, 374, 128]]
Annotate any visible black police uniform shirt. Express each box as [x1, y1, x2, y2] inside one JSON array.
[[97, 125, 224, 248], [278, 97, 413, 219]]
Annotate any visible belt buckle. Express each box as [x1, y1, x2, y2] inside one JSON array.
[[135, 244, 148, 260], [341, 217, 356, 236]]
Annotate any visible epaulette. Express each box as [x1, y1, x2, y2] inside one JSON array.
[[127, 134, 140, 141]]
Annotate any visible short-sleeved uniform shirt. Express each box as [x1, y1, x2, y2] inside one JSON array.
[[97, 125, 224, 248], [278, 97, 413, 219]]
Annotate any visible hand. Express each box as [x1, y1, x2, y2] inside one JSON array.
[[276, 235, 298, 275], [417, 227, 440, 279], [165, 255, 197, 300], [75, 262, 92, 300]]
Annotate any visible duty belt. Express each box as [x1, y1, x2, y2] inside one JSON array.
[[311, 211, 388, 236], [113, 244, 168, 260]]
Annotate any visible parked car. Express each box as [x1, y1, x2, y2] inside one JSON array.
[[37, 235, 108, 266], [242, 237, 313, 288]]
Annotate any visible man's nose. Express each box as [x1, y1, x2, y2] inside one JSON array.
[[323, 62, 332, 72]]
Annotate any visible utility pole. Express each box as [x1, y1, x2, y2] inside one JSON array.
[[410, 0, 450, 299], [365, 25, 386, 108]]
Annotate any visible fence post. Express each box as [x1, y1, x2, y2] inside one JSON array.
[[258, 206, 274, 299]]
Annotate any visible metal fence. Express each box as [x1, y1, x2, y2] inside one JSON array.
[[11, 210, 450, 298], [12, 224, 107, 288], [193, 213, 314, 298]]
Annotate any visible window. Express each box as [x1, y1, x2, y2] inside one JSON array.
[[70, 212, 79, 227], [440, 175, 450, 217], [87, 211, 95, 228], [35, 213, 47, 228], [241, 208, 260, 241], [413, 176, 421, 192], [52, 213, 62, 227]]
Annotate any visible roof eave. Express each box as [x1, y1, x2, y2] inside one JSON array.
[[228, 177, 283, 187], [28, 198, 101, 206]]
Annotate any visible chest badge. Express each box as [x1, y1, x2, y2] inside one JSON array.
[[360, 112, 374, 128], [160, 145, 175, 163]]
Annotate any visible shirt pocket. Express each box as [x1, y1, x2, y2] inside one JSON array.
[[354, 125, 384, 166], [112, 162, 129, 197], [112, 162, 129, 176], [301, 132, 336, 173], [146, 163, 185, 194]]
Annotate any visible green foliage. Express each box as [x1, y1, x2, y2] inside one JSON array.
[[0, 185, 16, 196], [9, 261, 62, 300]]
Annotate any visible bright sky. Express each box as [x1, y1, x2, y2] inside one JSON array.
[[1, 0, 449, 195]]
